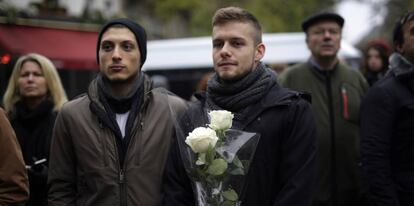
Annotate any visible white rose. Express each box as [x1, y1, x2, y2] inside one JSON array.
[[185, 127, 218, 153], [208, 110, 234, 131]]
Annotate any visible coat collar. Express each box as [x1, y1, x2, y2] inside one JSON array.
[[87, 73, 153, 111], [197, 83, 309, 130], [389, 52, 414, 79]]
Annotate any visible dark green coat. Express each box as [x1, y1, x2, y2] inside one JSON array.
[[277, 61, 368, 206]]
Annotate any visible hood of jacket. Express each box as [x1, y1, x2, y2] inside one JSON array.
[[389, 52, 414, 79]]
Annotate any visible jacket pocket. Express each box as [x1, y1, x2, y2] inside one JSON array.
[[339, 83, 362, 124]]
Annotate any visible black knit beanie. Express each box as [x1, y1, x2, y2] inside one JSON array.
[[96, 18, 147, 67]]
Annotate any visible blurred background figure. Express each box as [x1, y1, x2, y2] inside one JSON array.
[[361, 39, 391, 86], [196, 72, 214, 92], [277, 12, 369, 206], [151, 74, 170, 90], [2, 53, 67, 206], [0, 107, 29, 206]]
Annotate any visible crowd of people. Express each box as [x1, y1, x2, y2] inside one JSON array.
[[0, 5, 413, 206]]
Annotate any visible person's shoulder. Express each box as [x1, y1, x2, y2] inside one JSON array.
[[267, 84, 312, 105], [277, 62, 309, 84], [339, 62, 363, 76], [367, 74, 398, 97], [151, 88, 187, 109], [0, 107, 8, 124], [282, 62, 309, 75], [60, 94, 89, 114]]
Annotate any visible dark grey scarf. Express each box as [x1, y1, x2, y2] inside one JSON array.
[[94, 72, 145, 167], [207, 62, 275, 116], [97, 73, 144, 114], [389, 53, 414, 91]]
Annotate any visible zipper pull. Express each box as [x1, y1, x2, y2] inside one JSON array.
[[119, 169, 125, 184], [341, 86, 349, 119]]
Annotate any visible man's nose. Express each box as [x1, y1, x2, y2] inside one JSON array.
[[112, 46, 122, 61], [220, 43, 231, 57], [323, 30, 334, 40]]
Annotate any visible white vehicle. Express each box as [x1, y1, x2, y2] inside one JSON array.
[[143, 32, 361, 71], [142, 32, 362, 99]]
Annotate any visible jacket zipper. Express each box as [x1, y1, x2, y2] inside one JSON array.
[[325, 72, 338, 206], [119, 118, 143, 206], [118, 89, 149, 206], [119, 168, 126, 206]]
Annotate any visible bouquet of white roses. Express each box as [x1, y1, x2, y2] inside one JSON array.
[[183, 110, 260, 206]]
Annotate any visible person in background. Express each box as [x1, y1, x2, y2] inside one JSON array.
[[360, 11, 414, 206], [47, 18, 185, 206], [0, 107, 29, 206], [361, 39, 391, 86], [196, 72, 214, 92], [3, 53, 67, 206], [163, 6, 316, 206], [277, 11, 369, 206]]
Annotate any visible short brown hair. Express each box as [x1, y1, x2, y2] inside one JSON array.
[[212, 7, 262, 45]]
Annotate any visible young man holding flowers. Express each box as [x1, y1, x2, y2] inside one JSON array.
[[163, 6, 316, 206]]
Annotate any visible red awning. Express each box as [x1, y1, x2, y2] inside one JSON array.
[[0, 23, 99, 70]]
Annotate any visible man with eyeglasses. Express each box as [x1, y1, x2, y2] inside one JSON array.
[[278, 12, 369, 206], [360, 11, 414, 206]]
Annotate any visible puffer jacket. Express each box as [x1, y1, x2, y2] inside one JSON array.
[[48, 75, 185, 206], [0, 108, 29, 205]]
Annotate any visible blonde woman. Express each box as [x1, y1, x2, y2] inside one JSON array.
[[3, 53, 67, 206]]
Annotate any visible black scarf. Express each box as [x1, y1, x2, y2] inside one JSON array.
[[12, 99, 56, 164], [96, 72, 144, 135], [207, 62, 275, 119], [97, 73, 144, 114], [95, 73, 145, 167], [12, 100, 55, 206]]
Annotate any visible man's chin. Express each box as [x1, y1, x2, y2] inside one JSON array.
[[107, 77, 127, 83], [106, 73, 139, 84], [217, 72, 245, 82]]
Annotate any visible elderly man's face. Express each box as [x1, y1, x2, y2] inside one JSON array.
[[306, 20, 342, 60], [99, 27, 141, 83], [397, 19, 414, 63]]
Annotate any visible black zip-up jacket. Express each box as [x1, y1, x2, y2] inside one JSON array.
[[163, 83, 316, 206], [361, 53, 414, 206]]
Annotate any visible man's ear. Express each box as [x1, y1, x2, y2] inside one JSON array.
[[395, 42, 404, 54], [255, 43, 265, 62]]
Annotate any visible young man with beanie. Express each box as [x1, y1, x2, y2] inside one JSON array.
[[163, 7, 316, 206], [360, 11, 414, 206], [48, 18, 184, 206], [277, 12, 369, 206]]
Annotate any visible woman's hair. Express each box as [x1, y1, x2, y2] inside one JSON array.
[[3, 53, 68, 113], [362, 39, 391, 74]]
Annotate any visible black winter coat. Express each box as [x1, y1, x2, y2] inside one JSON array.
[[163, 84, 316, 206], [360, 53, 414, 206], [10, 100, 57, 206]]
